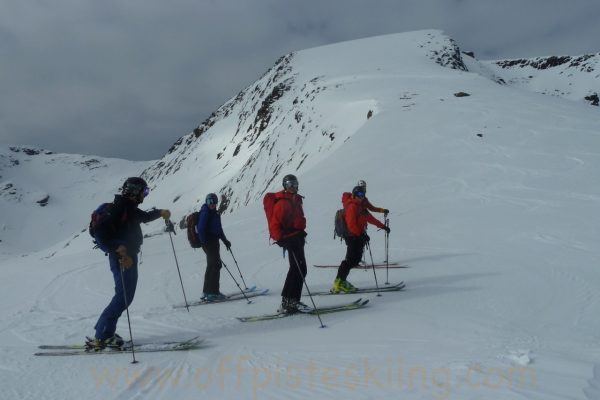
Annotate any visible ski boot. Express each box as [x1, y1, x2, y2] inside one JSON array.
[[85, 333, 125, 351], [331, 278, 358, 293], [202, 292, 226, 302], [278, 297, 298, 314]]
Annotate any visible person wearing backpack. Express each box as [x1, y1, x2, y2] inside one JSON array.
[[357, 179, 389, 217], [196, 193, 232, 301], [264, 174, 308, 313], [332, 186, 390, 293], [90, 177, 171, 350]]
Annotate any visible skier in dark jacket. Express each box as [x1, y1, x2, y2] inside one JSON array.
[[91, 177, 171, 350], [196, 193, 231, 301]]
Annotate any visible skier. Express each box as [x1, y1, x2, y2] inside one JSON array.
[[268, 174, 309, 313], [196, 193, 232, 301], [90, 177, 171, 349], [332, 186, 390, 293], [357, 179, 389, 216]]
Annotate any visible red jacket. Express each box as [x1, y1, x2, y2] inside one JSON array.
[[269, 190, 306, 241], [342, 192, 385, 237]]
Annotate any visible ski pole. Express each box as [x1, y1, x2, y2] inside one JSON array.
[[227, 248, 248, 290], [290, 250, 326, 328], [385, 216, 390, 285], [165, 220, 190, 312], [221, 260, 252, 303], [118, 264, 138, 364], [365, 241, 382, 297]]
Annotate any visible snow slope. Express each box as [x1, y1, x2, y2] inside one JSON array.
[[0, 146, 147, 256], [1, 30, 600, 400]]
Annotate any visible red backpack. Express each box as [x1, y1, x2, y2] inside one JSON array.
[[263, 193, 278, 240], [186, 211, 202, 248]]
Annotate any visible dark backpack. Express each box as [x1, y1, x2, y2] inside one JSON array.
[[186, 212, 202, 248], [89, 202, 127, 252], [334, 209, 348, 240]]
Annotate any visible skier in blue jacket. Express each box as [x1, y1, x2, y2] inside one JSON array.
[[197, 193, 231, 300]]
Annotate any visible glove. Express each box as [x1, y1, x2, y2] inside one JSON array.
[[384, 226, 391, 234], [115, 245, 133, 269], [223, 239, 232, 250], [165, 219, 176, 234], [275, 239, 287, 249], [119, 255, 134, 269], [383, 209, 389, 216], [160, 209, 171, 220], [362, 233, 370, 242]]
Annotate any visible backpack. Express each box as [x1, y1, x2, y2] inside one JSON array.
[[334, 209, 348, 240], [186, 211, 202, 248], [89, 202, 127, 252], [263, 193, 278, 240]]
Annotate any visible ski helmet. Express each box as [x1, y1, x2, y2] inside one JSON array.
[[122, 177, 149, 197], [352, 186, 366, 198], [357, 179, 367, 192], [282, 174, 299, 190], [205, 193, 218, 205]]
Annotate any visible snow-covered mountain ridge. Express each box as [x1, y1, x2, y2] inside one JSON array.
[[475, 52, 600, 105], [141, 30, 598, 218], [140, 31, 469, 214]]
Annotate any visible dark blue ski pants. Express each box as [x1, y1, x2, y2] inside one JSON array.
[[94, 253, 138, 340]]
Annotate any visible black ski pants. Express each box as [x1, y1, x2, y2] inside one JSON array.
[[202, 239, 222, 294], [281, 235, 307, 301], [337, 235, 367, 281]]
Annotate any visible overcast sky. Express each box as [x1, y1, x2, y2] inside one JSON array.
[[1, 0, 599, 161]]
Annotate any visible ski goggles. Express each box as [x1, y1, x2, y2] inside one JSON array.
[[206, 196, 218, 205], [354, 190, 365, 198], [143, 186, 150, 197], [284, 179, 299, 189]]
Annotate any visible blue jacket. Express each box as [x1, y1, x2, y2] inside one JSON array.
[[196, 204, 227, 244]]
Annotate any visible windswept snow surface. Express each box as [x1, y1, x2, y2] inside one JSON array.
[[1, 30, 600, 400]]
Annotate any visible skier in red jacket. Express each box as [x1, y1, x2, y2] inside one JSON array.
[[269, 174, 309, 313], [332, 186, 390, 293]]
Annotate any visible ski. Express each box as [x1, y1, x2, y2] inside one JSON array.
[[311, 281, 405, 296], [237, 298, 369, 322], [173, 286, 269, 309], [38, 335, 197, 351], [35, 337, 203, 356], [314, 262, 409, 269]]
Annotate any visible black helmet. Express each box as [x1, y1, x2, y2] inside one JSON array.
[[122, 177, 149, 197], [352, 186, 365, 198], [205, 193, 218, 205], [282, 174, 299, 190]]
